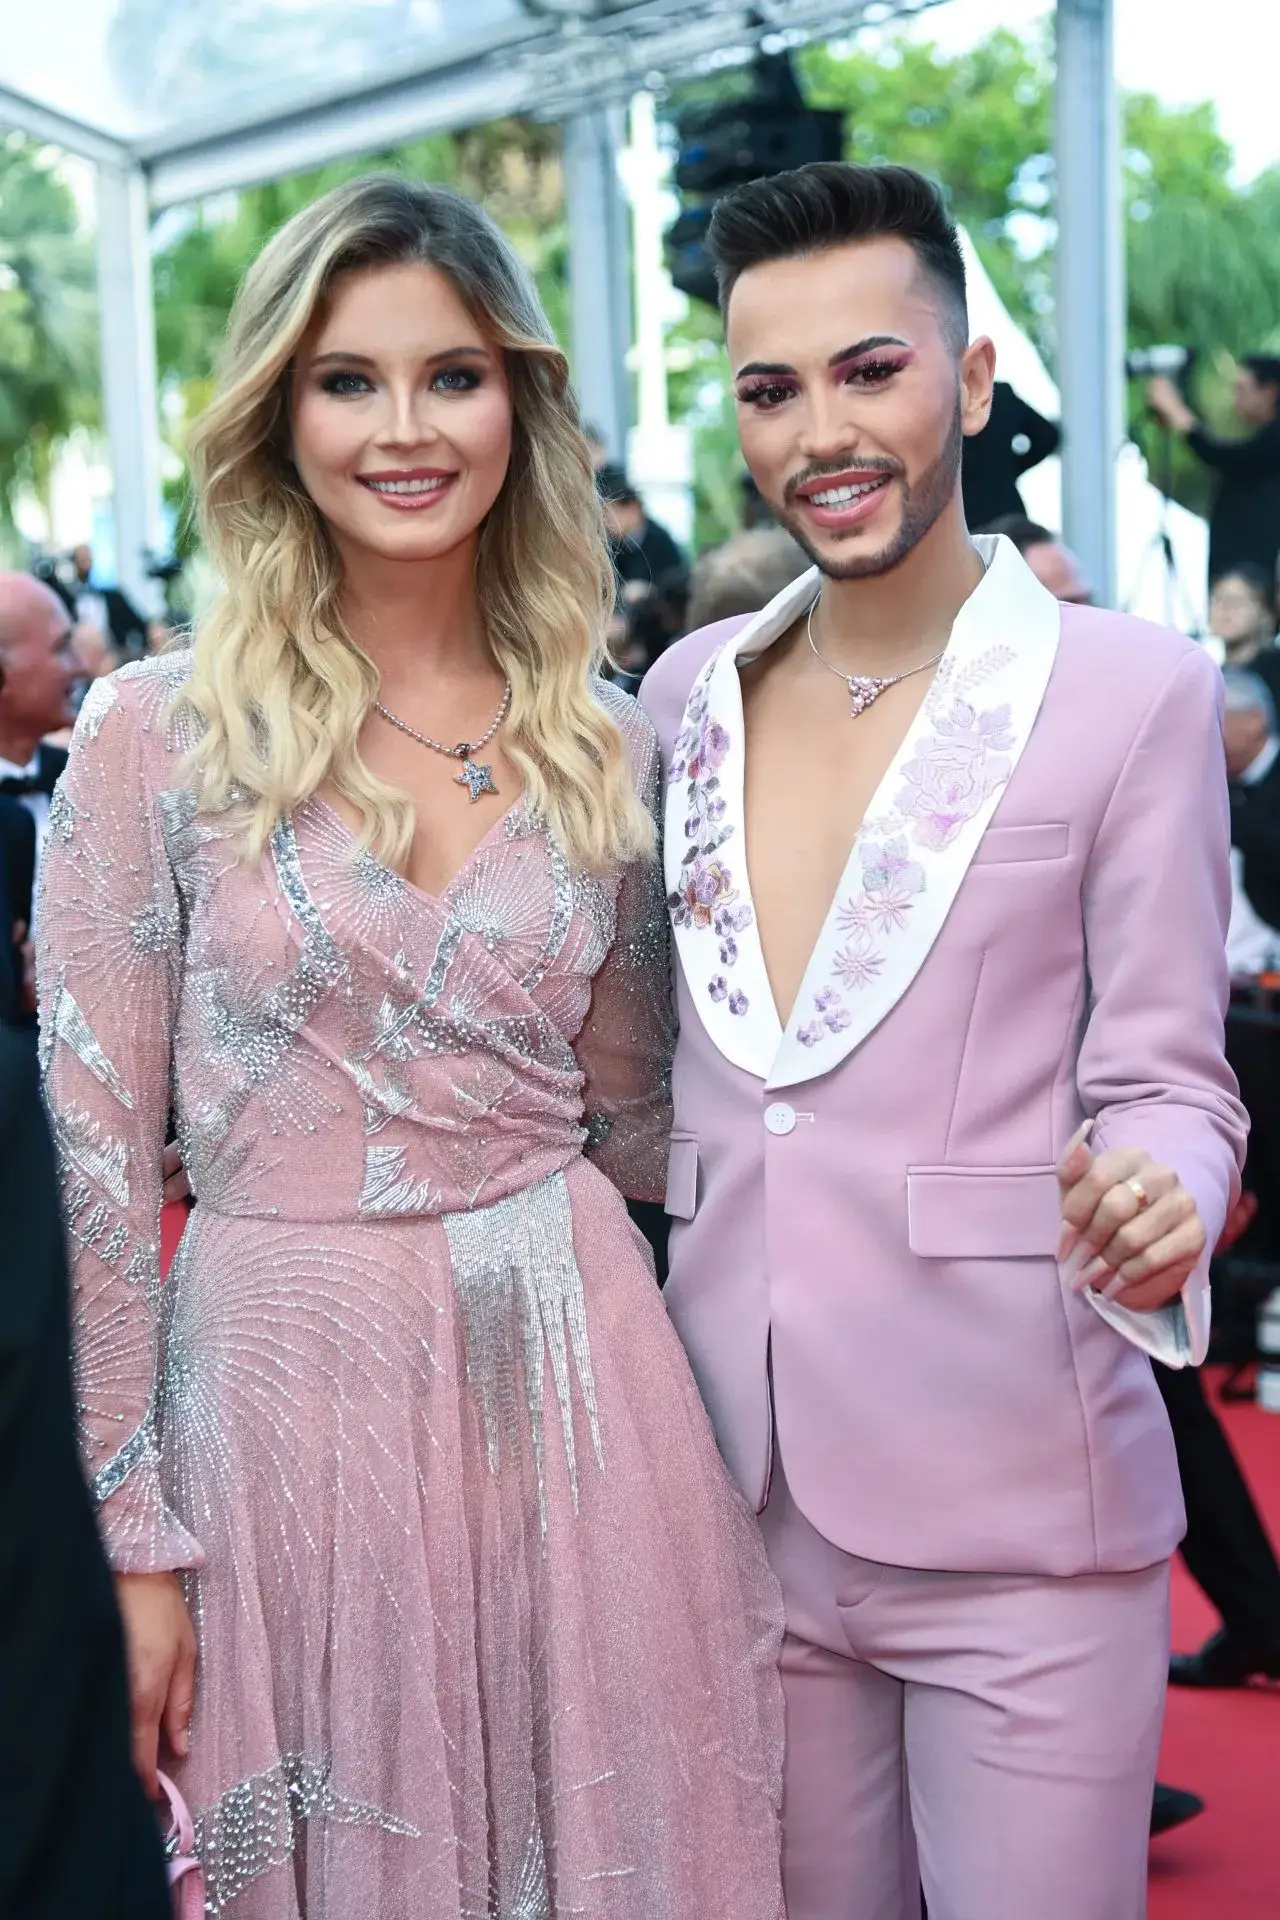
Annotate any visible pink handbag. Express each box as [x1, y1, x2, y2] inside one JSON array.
[[157, 1771, 206, 1919]]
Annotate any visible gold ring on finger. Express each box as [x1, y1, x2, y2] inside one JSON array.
[[1125, 1176, 1150, 1210]]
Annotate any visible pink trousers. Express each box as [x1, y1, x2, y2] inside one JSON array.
[[759, 1456, 1170, 1920]]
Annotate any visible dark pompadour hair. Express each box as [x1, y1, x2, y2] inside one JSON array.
[[707, 162, 968, 351]]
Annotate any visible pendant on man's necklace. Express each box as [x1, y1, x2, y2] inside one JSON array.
[[455, 756, 499, 802], [846, 675, 895, 718]]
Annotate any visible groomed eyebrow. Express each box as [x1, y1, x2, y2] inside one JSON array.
[[307, 344, 491, 368], [734, 335, 912, 380]]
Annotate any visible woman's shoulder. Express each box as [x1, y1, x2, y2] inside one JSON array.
[[72, 648, 200, 762], [590, 672, 659, 783]]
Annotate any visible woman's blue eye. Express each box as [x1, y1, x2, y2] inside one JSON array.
[[318, 364, 482, 397], [320, 371, 371, 397], [434, 366, 482, 393]]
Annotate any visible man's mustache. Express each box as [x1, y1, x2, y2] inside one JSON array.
[[783, 456, 905, 503]]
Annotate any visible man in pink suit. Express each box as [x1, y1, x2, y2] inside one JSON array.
[[640, 163, 1247, 1920]]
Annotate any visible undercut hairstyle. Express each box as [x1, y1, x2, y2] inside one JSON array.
[[707, 162, 969, 353]]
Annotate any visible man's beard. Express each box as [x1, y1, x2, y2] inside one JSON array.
[[776, 401, 965, 583]]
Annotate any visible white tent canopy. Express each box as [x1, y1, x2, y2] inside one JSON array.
[[0, 0, 952, 192], [0, 0, 1124, 612]]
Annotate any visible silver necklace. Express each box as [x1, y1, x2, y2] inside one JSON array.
[[374, 680, 512, 802], [806, 596, 946, 718]]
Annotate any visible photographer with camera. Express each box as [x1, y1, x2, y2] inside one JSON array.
[[1146, 355, 1280, 585]]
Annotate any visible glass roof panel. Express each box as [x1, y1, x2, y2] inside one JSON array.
[[0, 0, 535, 147]]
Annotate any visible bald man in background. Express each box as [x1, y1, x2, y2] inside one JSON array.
[[0, 574, 79, 1029], [982, 515, 1093, 606]]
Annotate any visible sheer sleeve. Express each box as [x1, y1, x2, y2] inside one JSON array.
[[574, 689, 675, 1206], [36, 674, 203, 1573]]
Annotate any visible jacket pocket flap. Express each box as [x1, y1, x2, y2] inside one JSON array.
[[907, 1165, 1060, 1258], [666, 1133, 699, 1221], [971, 823, 1069, 866]]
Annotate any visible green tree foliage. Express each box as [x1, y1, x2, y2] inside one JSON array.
[[0, 134, 97, 540]]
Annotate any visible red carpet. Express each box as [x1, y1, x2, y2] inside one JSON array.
[[1151, 1375, 1280, 1919], [160, 1207, 1278, 1911]]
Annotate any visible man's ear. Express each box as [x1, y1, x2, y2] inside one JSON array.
[[960, 336, 997, 440]]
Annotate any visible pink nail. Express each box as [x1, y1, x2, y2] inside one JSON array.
[[1057, 1222, 1080, 1263]]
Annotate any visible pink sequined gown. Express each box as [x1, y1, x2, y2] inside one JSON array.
[[37, 654, 784, 1920]]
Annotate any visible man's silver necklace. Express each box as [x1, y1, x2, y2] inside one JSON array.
[[374, 680, 512, 802], [806, 596, 947, 719]]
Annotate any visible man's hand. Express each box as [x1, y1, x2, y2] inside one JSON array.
[[1056, 1120, 1206, 1312], [1145, 376, 1197, 436]]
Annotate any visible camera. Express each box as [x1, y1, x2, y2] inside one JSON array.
[[1126, 344, 1197, 383]]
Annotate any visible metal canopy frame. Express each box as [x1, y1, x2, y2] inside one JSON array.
[[0, 0, 1120, 612]]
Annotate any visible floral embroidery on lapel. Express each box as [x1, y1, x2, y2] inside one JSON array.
[[668, 659, 755, 1017], [794, 677, 1018, 1030], [796, 985, 854, 1049], [895, 698, 1015, 850], [791, 836, 928, 1045], [662, 537, 1062, 1091]]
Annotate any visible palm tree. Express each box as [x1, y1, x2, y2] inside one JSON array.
[[0, 137, 98, 535]]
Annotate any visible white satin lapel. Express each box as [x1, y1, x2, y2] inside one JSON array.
[[767, 536, 1062, 1091], [665, 569, 819, 1079]]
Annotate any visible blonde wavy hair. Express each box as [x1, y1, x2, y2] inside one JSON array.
[[178, 173, 653, 873]]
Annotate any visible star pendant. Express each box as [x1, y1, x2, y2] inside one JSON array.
[[455, 756, 499, 802]]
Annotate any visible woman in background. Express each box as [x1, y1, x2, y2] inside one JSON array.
[[1208, 563, 1280, 690], [38, 175, 783, 1920]]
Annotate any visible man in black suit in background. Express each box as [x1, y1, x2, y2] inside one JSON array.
[[1225, 667, 1280, 938], [66, 543, 150, 662], [960, 379, 1060, 531], [0, 1029, 170, 1917], [0, 573, 78, 1032], [0, 792, 35, 1025]]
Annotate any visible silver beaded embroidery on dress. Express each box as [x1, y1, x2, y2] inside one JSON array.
[[37, 654, 785, 1919]]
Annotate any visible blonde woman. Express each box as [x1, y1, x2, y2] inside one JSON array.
[[38, 176, 783, 1919]]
